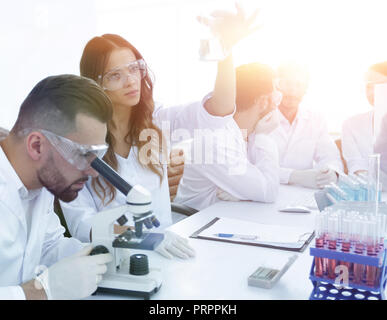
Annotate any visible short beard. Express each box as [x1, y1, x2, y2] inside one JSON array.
[[37, 153, 87, 202]]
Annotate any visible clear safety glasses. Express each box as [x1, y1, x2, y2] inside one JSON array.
[[21, 129, 108, 171], [98, 59, 147, 91]]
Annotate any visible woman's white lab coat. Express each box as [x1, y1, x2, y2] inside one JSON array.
[[0, 148, 82, 299], [60, 95, 236, 242], [269, 108, 343, 183]]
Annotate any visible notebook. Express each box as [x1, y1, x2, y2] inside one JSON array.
[[190, 217, 315, 252]]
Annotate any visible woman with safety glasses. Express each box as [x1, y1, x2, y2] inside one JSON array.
[[60, 6, 259, 259]]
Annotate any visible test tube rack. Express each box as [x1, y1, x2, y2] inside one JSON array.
[[308, 244, 387, 300]]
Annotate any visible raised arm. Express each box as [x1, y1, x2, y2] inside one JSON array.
[[200, 4, 260, 117]]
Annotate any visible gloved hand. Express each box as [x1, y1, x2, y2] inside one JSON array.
[[197, 3, 261, 52], [216, 188, 240, 202], [155, 230, 196, 260], [289, 168, 338, 189], [289, 169, 320, 189], [254, 109, 280, 135], [315, 168, 338, 188], [35, 245, 112, 300]]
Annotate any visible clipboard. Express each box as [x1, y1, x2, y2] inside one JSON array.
[[190, 217, 315, 252]]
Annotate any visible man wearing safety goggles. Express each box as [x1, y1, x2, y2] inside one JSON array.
[[16, 128, 108, 201], [0, 74, 113, 300]]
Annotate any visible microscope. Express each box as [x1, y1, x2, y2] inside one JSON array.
[[89, 158, 164, 299]]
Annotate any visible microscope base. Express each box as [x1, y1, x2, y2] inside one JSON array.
[[95, 284, 161, 300], [94, 269, 163, 300]]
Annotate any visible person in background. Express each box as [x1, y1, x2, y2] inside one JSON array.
[[0, 75, 113, 300], [269, 62, 343, 189], [174, 62, 281, 211], [60, 6, 258, 256], [342, 61, 387, 180]]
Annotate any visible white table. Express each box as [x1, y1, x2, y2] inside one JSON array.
[[92, 185, 319, 300]]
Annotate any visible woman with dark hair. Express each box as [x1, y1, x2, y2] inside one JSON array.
[[60, 8, 258, 258]]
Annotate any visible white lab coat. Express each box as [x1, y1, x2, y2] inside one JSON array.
[[61, 94, 236, 242], [0, 147, 83, 300], [174, 119, 279, 211], [342, 110, 373, 174], [269, 107, 343, 183], [352, 110, 387, 191]]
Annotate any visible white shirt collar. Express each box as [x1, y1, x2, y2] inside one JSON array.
[[0, 145, 41, 201], [278, 106, 310, 126]]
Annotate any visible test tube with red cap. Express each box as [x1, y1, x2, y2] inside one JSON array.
[[353, 216, 366, 284], [377, 213, 386, 251], [327, 213, 339, 279], [365, 219, 378, 287], [314, 212, 325, 278], [340, 214, 353, 279]]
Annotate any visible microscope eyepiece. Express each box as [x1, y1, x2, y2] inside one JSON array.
[[91, 158, 132, 196]]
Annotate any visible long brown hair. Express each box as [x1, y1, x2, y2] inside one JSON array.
[[80, 34, 165, 205]]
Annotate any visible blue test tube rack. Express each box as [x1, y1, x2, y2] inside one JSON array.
[[308, 244, 387, 300]]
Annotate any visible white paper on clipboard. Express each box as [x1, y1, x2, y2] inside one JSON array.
[[197, 217, 314, 249]]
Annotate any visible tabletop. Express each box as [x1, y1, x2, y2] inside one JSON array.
[[91, 184, 320, 300]]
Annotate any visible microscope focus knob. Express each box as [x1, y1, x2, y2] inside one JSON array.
[[116, 214, 128, 226], [129, 254, 149, 275], [90, 245, 110, 256]]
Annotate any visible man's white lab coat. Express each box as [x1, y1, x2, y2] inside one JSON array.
[[0, 147, 83, 299], [269, 107, 343, 183], [174, 119, 279, 211]]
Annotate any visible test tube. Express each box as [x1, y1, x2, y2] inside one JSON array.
[[367, 154, 381, 212], [353, 216, 366, 284], [338, 174, 357, 201], [350, 174, 368, 201], [326, 183, 348, 202], [327, 213, 339, 279], [365, 219, 378, 287], [380, 213, 387, 250], [376, 214, 385, 252], [322, 208, 330, 245], [314, 212, 325, 278], [340, 215, 353, 279], [337, 210, 344, 243]]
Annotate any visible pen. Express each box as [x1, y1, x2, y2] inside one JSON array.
[[214, 233, 259, 240]]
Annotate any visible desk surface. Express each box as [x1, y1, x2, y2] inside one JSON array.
[[92, 185, 320, 300]]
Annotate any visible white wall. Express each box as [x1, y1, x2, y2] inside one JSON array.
[[1, 0, 387, 133], [0, 0, 97, 130]]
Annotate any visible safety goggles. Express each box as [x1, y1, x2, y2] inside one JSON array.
[[21, 129, 108, 171], [98, 59, 147, 91]]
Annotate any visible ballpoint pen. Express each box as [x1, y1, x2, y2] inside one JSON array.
[[213, 233, 259, 240]]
